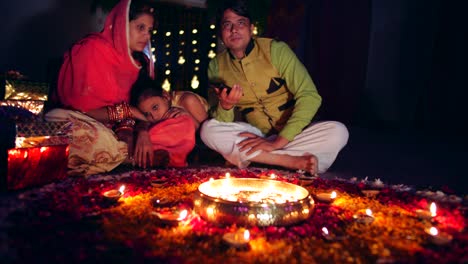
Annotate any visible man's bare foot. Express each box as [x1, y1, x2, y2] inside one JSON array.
[[296, 154, 318, 176], [248, 151, 319, 176]]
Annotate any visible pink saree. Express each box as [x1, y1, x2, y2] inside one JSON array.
[[49, 0, 195, 175]]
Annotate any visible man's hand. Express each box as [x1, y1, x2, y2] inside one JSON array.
[[237, 132, 289, 155], [216, 84, 243, 110]]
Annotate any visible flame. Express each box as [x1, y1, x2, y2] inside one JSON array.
[[330, 191, 337, 199], [119, 185, 125, 194], [365, 209, 373, 216], [270, 173, 276, 179], [225, 172, 231, 178], [243, 230, 250, 240], [206, 207, 214, 216], [322, 227, 329, 235], [429, 226, 438, 236], [178, 209, 188, 221], [430, 202, 437, 217]]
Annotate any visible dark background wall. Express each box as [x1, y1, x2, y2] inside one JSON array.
[[266, 0, 467, 132], [1, 0, 466, 131], [0, 0, 95, 82]]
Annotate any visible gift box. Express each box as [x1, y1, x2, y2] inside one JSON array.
[[15, 120, 72, 138], [4, 121, 72, 190], [0, 91, 72, 190], [6, 144, 69, 190], [0, 100, 45, 116], [3, 79, 48, 101]]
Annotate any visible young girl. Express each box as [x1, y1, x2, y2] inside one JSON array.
[[130, 77, 208, 167], [45, 0, 162, 176]]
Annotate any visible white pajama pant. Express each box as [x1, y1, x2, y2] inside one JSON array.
[[200, 119, 349, 173]]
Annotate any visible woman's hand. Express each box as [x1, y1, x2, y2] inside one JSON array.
[[216, 84, 243, 110], [134, 129, 153, 168], [116, 128, 134, 159]]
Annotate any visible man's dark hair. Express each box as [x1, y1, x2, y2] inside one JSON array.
[[216, 0, 251, 29]]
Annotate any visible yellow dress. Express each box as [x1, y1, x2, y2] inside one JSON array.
[[171, 91, 209, 112]]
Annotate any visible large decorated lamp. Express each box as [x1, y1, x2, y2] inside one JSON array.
[[194, 178, 315, 226]]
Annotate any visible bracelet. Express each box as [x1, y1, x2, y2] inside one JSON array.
[[107, 102, 133, 123], [115, 118, 136, 133]]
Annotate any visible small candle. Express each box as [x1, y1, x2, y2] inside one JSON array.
[[416, 202, 437, 220], [315, 191, 337, 203], [152, 197, 172, 208], [154, 209, 188, 223], [298, 175, 315, 186], [353, 208, 375, 224], [425, 226, 452, 245], [103, 185, 125, 201], [223, 229, 250, 248], [321, 227, 347, 241], [220, 172, 231, 179], [362, 189, 380, 197], [150, 178, 167, 187]]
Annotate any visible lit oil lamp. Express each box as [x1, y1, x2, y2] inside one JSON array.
[[362, 189, 380, 198], [416, 202, 437, 220], [152, 197, 172, 208], [321, 227, 347, 242], [194, 178, 314, 226], [150, 177, 168, 187], [315, 191, 337, 203], [259, 173, 277, 179], [220, 172, 231, 179], [223, 229, 250, 248], [153, 209, 189, 224], [425, 226, 452, 245], [103, 185, 125, 202], [353, 208, 375, 224]]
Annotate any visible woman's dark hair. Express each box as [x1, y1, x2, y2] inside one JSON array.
[[129, 0, 155, 22], [130, 76, 165, 107], [129, 1, 157, 80], [216, 0, 251, 29]]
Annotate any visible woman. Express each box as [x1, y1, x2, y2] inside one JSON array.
[[46, 0, 195, 175]]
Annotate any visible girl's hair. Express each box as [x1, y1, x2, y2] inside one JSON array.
[[130, 77, 165, 107]]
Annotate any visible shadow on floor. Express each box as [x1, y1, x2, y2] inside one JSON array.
[[188, 125, 467, 195], [326, 126, 466, 195]]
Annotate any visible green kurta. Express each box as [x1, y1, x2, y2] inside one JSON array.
[[208, 38, 321, 141]]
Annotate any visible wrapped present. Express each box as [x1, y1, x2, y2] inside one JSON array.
[[4, 79, 48, 101], [0, 93, 73, 190], [6, 144, 69, 190], [7, 121, 72, 190], [0, 100, 45, 116], [16, 120, 71, 138]]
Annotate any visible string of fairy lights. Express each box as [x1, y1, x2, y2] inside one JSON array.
[[150, 20, 219, 93], [150, 13, 259, 95]]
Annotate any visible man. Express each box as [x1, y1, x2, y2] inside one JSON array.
[[200, 0, 348, 175]]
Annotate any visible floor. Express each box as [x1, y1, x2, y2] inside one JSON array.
[[191, 125, 467, 195]]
